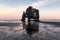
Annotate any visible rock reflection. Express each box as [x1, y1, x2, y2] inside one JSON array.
[[22, 21, 39, 35]]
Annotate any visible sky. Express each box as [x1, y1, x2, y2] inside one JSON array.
[[0, 0, 60, 19]]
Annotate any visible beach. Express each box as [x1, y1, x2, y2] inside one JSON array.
[[0, 22, 60, 40]]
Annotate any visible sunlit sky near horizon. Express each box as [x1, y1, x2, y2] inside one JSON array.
[[0, 0, 60, 19]]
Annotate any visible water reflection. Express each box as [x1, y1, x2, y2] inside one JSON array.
[[0, 22, 60, 40], [22, 21, 39, 35]]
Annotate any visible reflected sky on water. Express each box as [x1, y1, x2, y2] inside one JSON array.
[[0, 22, 60, 40]]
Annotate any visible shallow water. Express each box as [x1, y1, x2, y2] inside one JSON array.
[[0, 23, 60, 40]]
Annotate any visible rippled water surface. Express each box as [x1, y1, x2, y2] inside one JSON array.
[[0, 23, 60, 40]]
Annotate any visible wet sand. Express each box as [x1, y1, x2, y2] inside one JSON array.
[[0, 23, 60, 40]]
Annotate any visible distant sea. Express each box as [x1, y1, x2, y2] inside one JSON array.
[[0, 18, 60, 22], [40, 19, 60, 22]]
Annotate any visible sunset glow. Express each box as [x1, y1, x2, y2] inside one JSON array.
[[0, 0, 60, 19]]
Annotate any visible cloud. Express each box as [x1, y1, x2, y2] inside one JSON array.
[[0, 0, 59, 19], [17, 0, 57, 14], [30, 0, 57, 8]]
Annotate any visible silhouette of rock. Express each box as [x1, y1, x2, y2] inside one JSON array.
[[21, 6, 39, 22]]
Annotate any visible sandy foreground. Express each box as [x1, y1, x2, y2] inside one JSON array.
[[0, 23, 60, 40]]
